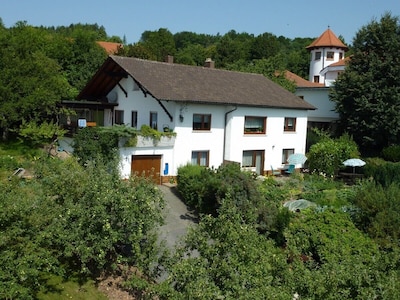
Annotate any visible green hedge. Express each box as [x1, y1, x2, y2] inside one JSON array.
[[364, 158, 400, 187]]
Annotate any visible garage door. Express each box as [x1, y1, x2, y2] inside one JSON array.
[[131, 155, 161, 184]]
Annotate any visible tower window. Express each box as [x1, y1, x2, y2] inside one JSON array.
[[313, 76, 320, 83], [315, 51, 321, 60], [327, 51, 334, 60]]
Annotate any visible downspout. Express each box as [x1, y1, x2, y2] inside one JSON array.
[[223, 105, 238, 163]]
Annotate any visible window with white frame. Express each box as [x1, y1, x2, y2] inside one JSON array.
[[315, 51, 321, 60], [327, 51, 334, 60], [244, 116, 266, 134], [191, 151, 209, 166]]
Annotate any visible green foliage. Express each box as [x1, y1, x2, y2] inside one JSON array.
[[73, 127, 119, 165], [364, 160, 400, 187], [283, 209, 396, 299], [330, 13, 400, 151], [307, 133, 360, 176], [176, 164, 218, 213], [382, 144, 400, 162], [162, 202, 291, 299], [351, 180, 400, 249], [0, 154, 165, 297], [18, 120, 66, 147]]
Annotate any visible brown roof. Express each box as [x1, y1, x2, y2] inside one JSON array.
[[78, 56, 315, 110], [284, 71, 324, 88], [96, 41, 123, 54], [306, 28, 348, 51]]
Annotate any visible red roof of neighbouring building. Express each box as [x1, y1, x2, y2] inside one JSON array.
[[306, 28, 348, 51], [284, 71, 324, 88], [96, 41, 123, 54]]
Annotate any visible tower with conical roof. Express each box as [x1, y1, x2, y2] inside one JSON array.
[[306, 28, 348, 85]]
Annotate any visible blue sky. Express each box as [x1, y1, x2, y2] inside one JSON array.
[[2, 0, 399, 45]]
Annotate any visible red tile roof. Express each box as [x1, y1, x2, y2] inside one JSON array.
[[306, 28, 348, 51], [96, 41, 123, 54], [284, 71, 324, 88], [328, 56, 351, 67]]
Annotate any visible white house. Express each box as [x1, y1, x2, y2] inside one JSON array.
[[61, 55, 315, 183], [286, 28, 349, 129]]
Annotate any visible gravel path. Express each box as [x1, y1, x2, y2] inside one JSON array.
[[158, 184, 198, 250]]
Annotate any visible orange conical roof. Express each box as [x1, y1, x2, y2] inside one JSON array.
[[306, 28, 348, 51]]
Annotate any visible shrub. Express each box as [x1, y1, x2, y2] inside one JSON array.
[[307, 133, 359, 176], [382, 145, 400, 162], [18, 120, 66, 147], [351, 180, 400, 248], [364, 159, 400, 187], [73, 126, 119, 166], [176, 164, 218, 213]]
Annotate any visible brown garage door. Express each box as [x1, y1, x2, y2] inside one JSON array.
[[131, 155, 161, 184]]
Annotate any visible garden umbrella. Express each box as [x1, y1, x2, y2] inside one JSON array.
[[343, 158, 366, 173], [287, 153, 307, 165]]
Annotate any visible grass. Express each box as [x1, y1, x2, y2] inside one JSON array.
[[37, 275, 108, 300]]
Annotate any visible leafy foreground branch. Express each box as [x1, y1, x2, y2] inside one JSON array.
[[0, 156, 165, 299]]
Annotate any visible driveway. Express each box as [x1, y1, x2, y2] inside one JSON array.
[[158, 184, 198, 250]]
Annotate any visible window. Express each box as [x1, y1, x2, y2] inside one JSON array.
[[244, 116, 266, 134], [315, 51, 321, 60], [191, 151, 209, 166], [313, 75, 320, 83], [327, 51, 334, 60], [284, 117, 296, 132], [131, 111, 138, 128], [193, 114, 211, 130], [282, 148, 295, 164], [242, 150, 264, 174], [339, 52, 343, 60], [115, 110, 124, 125], [150, 112, 158, 130]]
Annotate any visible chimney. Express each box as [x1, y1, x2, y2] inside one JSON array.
[[204, 58, 215, 68], [165, 55, 174, 64]]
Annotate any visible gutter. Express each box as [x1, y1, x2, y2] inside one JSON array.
[[223, 105, 238, 162]]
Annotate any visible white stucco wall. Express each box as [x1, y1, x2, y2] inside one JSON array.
[[225, 107, 308, 171], [296, 87, 339, 122], [97, 76, 310, 177]]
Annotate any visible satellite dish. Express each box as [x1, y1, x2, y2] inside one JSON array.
[[108, 91, 118, 103]]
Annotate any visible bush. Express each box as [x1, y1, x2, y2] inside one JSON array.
[[307, 133, 360, 176], [351, 180, 400, 248], [364, 159, 400, 187], [73, 127, 119, 166], [176, 164, 218, 213], [382, 145, 400, 162], [0, 156, 165, 298]]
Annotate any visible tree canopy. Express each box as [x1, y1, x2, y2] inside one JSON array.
[[330, 13, 400, 152]]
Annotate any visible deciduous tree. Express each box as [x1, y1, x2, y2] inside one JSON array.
[[330, 13, 400, 151]]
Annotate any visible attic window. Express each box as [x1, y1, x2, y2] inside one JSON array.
[[133, 81, 139, 91]]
